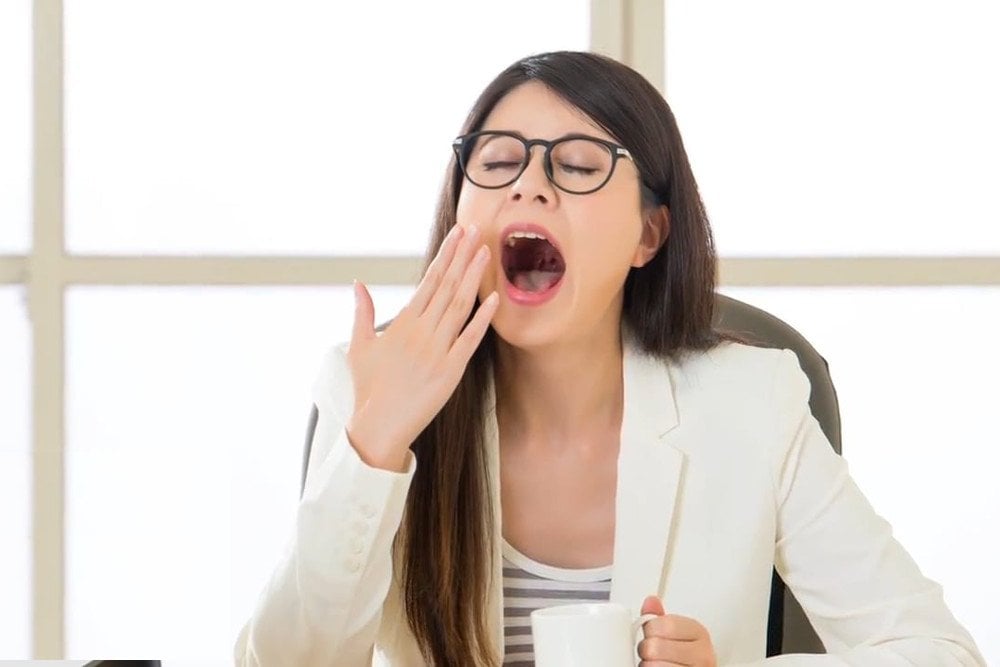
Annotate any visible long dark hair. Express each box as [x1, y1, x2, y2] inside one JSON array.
[[395, 51, 725, 665]]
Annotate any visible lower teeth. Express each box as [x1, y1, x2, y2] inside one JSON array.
[[514, 270, 561, 293]]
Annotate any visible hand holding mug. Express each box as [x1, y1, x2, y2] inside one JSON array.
[[638, 594, 717, 667]]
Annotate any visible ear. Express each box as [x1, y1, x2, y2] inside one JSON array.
[[631, 205, 670, 268]]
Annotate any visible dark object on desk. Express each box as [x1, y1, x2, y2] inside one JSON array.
[[83, 662, 161, 666], [298, 293, 841, 657]]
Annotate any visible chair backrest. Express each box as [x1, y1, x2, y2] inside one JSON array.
[[299, 294, 841, 656], [714, 293, 842, 656]]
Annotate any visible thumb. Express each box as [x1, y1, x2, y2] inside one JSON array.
[[641, 594, 666, 616], [351, 280, 376, 345]]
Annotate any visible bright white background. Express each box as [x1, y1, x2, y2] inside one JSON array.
[[64, 285, 413, 658], [0, 0, 33, 659], [4, 0, 999, 663], [0, 287, 32, 659], [0, 0, 31, 253], [665, 1, 1000, 257], [63, 1, 589, 256]]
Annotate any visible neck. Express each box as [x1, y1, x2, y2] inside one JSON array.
[[494, 322, 625, 450]]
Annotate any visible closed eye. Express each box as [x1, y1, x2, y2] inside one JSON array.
[[555, 161, 599, 175], [482, 161, 523, 171]]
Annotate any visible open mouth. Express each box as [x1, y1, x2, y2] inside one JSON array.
[[502, 231, 566, 294]]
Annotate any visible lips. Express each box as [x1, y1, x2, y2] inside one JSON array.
[[497, 223, 566, 305]]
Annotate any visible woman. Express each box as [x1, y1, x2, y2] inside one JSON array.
[[235, 51, 984, 666]]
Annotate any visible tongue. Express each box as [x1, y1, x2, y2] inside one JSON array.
[[513, 270, 562, 293]]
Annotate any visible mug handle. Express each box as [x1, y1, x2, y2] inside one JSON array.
[[631, 612, 660, 639]]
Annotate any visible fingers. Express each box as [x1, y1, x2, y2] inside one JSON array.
[[638, 636, 699, 665], [643, 614, 702, 641], [436, 243, 492, 344], [450, 291, 499, 363], [409, 224, 464, 317], [423, 224, 486, 326], [641, 595, 666, 616], [351, 280, 376, 348], [638, 610, 713, 667]]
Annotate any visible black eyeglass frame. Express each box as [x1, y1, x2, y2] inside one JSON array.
[[452, 130, 641, 196]]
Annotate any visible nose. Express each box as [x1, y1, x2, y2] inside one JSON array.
[[509, 145, 556, 205]]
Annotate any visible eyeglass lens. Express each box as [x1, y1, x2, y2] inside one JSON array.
[[461, 134, 614, 193]]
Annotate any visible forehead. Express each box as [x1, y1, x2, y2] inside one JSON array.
[[479, 81, 615, 143]]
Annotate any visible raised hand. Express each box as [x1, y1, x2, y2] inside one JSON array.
[[345, 224, 499, 472]]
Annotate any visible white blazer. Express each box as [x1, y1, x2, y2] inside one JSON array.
[[235, 337, 985, 666]]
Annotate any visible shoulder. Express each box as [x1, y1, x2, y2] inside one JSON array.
[[663, 341, 812, 439], [669, 340, 801, 395], [658, 343, 817, 477]]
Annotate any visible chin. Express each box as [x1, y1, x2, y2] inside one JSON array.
[[488, 308, 570, 352]]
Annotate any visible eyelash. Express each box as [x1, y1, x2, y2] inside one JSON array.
[[482, 161, 522, 171]]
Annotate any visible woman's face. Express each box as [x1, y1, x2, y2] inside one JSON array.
[[455, 81, 664, 351]]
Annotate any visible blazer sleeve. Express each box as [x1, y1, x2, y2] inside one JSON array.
[[234, 344, 416, 667], [737, 349, 985, 666]]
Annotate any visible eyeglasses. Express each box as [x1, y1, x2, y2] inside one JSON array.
[[452, 131, 636, 195]]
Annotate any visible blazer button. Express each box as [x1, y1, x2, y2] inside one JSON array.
[[349, 538, 365, 555], [360, 503, 377, 518], [346, 558, 361, 573]]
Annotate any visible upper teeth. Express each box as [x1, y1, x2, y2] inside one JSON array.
[[506, 231, 547, 246]]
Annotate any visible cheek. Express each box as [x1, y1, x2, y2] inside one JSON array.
[[455, 187, 497, 227], [570, 203, 644, 272], [575, 233, 637, 290], [455, 190, 472, 225]]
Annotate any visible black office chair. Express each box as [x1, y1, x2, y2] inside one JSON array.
[[299, 293, 841, 657]]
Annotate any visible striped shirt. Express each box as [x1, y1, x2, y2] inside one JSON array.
[[501, 538, 612, 665]]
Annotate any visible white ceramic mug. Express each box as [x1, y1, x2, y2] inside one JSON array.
[[530, 602, 658, 667]]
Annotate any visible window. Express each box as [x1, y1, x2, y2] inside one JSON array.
[[0, 287, 32, 659], [15, 2, 997, 661], [64, 1, 589, 256], [665, 1, 1000, 256], [0, 0, 31, 253], [65, 285, 413, 657]]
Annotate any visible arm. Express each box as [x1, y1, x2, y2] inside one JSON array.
[[234, 345, 415, 667], [741, 349, 985, 666]]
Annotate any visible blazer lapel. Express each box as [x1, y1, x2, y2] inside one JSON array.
[[609, 338, 685, 615]]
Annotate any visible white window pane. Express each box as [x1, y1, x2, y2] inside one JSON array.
[[0, 1, 31, 254], [0, 287, 32, 659], [720, 286, 999, 662], [64, 2, 588, 256], [666, 2, 1000, 256], [65, 285, 415, 658]]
